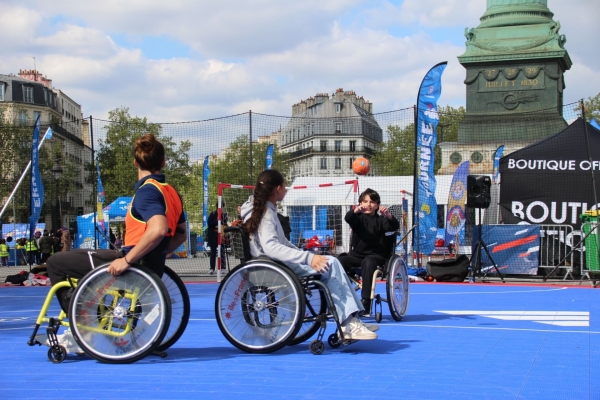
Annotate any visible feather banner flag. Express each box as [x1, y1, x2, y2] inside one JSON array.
[[414, 61, 447, 255]]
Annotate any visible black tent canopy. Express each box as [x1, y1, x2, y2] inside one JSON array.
[[499, 118, 600, 229]]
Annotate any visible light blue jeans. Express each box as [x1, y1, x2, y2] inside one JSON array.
[[287, 256, 363, 323]]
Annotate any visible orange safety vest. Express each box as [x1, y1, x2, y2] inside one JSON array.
[[124, 179, 183, 247]]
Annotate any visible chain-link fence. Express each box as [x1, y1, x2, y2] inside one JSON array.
[[0, 100, 596, 278]]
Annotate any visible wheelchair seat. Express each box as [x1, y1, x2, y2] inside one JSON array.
[[339, 230, 410, 323]]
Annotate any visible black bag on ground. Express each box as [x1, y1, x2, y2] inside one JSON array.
[[4, 270, 29, 285], [426, 255, 470, 282]]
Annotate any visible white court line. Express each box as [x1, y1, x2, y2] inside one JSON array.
[[413, 287, 568, 295], [377, 323, 600, 334]]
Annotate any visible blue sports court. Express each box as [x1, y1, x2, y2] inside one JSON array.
[[1, 281, 598, 399]]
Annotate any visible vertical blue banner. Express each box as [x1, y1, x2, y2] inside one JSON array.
[[203, 156, 210, 235], [415, 61, 446, 255], [445, 161, 469, 248], [96, 160, 107, 235], [29, 116, 44, 237], [591, 118, 600, 130], [492, 145, 504, 184], [266, 144, 274, 170]]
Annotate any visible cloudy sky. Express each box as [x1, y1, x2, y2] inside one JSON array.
[[1, 0, 598, 122]]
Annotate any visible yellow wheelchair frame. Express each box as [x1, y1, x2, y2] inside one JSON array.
[[27, 264, 175, 364]]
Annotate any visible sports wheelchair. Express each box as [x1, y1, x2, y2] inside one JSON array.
[[28, 264, 190, 364], [216, 226, 359, 355], [340, 228, 412, 323]]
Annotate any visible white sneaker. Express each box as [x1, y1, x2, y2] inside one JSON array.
[[35, 329, 84, 355], [209, 270, 214, 275], [341, 317, 378, 340]]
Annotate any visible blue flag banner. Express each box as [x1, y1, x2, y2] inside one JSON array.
[[96, 160, 107, 235], [492, 145, 504, 184], [45, 127, 53, 139], [203, 156, 211, 235], [266, 144, 274, 170], [445, 161, 469, 248], [415, 61, 447, 255], [29, 116, 44, 236], [591, 118, 600, 130]]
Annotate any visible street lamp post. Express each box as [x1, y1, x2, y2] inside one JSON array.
[[51, 158, 63, 232]]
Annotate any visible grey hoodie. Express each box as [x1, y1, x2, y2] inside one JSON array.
[[241, 196, 314, 267]]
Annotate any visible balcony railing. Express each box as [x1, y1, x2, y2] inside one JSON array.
[[288, 146, 376, 159]]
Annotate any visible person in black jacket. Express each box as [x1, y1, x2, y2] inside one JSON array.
[[207, 201, 228, 274], [337, 188, 399, 316]]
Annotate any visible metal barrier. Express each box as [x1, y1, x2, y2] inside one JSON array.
[[539, 224, 577, 280]]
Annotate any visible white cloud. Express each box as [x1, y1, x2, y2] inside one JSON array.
[[0, 0, 597, 123]]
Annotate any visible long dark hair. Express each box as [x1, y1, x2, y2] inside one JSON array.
[[243, 169, 284, 235]]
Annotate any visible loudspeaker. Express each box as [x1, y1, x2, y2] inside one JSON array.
[[69, 220, 78, 236], [466, 175, 491, 209]]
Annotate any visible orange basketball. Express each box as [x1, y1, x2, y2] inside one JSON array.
[[352, 157, 370, 175]]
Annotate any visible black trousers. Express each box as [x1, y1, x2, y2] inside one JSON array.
[[209, 239, 227, 271], [46, 249, 164, 313], [337, 253, 386, 300]]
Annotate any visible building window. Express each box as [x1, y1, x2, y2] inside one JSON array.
[[349, 141, 356, 152], [335, 103, 341, 113], [349, 158, 354, 169], [335, 158, 341, 169], [33, 111, 41, 123], [0, 83, 4, 101], [311, 123, 314, 134], [23, 86, 34, 103], [335, 140, 342, 152], [320, 158, 327, 170], [19, 111, 27, 124], [320, 140, 327, 152], [335, 122, 342, 133]]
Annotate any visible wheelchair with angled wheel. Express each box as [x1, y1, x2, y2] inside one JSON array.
[[339, 227, 413, 323], [216, 226, 360, 355], [28, 264, 190, 364]]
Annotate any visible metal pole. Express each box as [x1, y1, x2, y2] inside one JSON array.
[[0, 128, 52, 220], [412, 105, 420, 267], [90, 116, 98, 249], [249, 110, 253, 183]]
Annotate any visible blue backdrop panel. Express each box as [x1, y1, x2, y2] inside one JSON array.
[[473, 224, 540, 275]]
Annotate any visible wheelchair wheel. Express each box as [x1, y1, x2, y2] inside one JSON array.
[[69, 265, 171, 364], [288, 281, 326, 346], [215, 261, 305, 353], [155, 266, 190, 352], [386, 255, 410, 321]]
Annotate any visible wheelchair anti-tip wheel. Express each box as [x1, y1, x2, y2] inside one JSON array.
[[386, 255, 410, 321], [288, 278, 326, 346], [215, 261, 305, 353], [48, 345, 67, 364], [155, 266, 190, 352], [68, 265, 171, 364]]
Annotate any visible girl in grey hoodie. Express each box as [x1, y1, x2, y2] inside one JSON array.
[[240, 169, 378, 340]]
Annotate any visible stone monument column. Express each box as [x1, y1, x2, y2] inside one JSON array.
[[439, 0, 571, 175]]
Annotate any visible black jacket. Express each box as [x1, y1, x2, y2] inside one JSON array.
[[345, 209, 400, 257]]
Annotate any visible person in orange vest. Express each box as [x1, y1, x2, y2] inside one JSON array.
[[40, 133, 187, 353]]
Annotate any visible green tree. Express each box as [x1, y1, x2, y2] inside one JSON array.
[[371, 105, 466, 176], [96, 107, 192, 205], [578, 93, 600, 122], [205, 136, 288, 223]]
